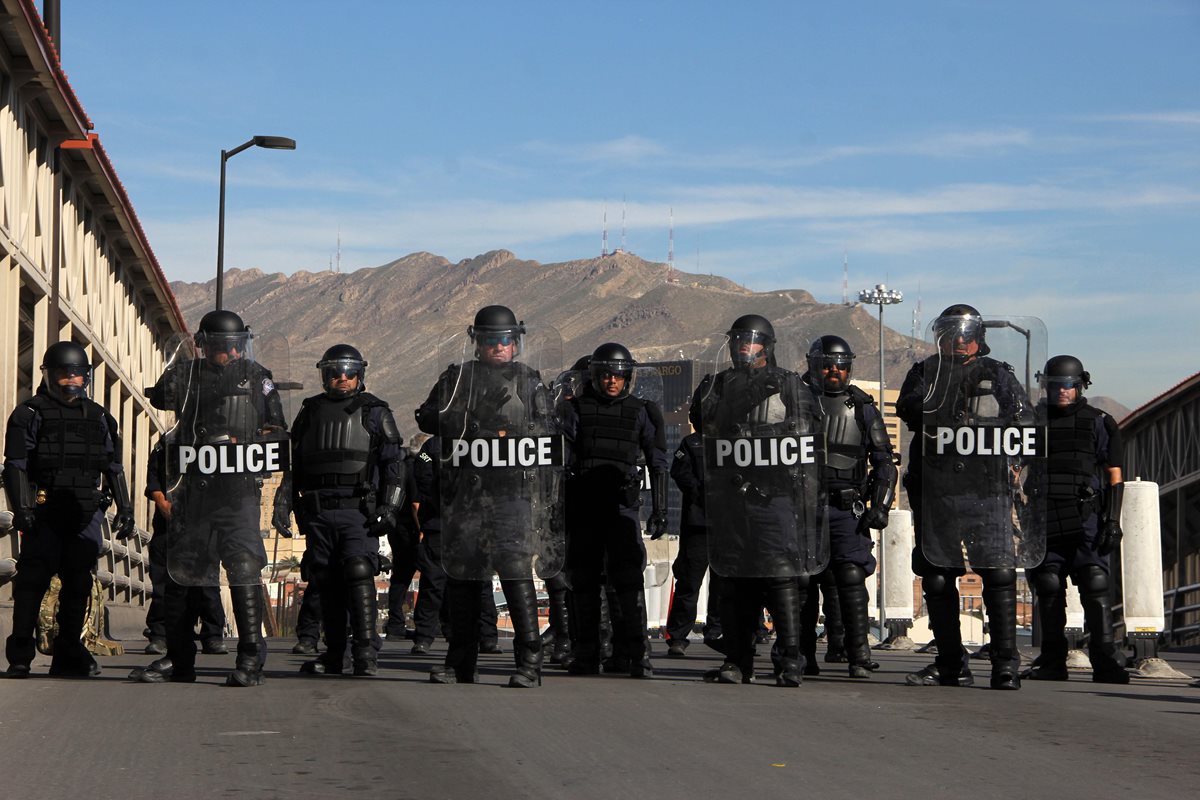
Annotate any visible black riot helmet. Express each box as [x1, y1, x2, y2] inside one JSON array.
[[589, 342, 637, 398], [468, 305, 525, 359], [1036, 355, 1091, 394], [932, 303, 990, 360], [317, 343, 367, 397], [40, 341, 92, 402], [196, 309, 252, 360], [727, 314, 776, 367], [806, 335, 855, 393]]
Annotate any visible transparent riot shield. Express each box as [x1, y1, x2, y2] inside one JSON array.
[[919, 315, 1047, 569], [436, 325, 566, 581], [699, 358, 828, 578], [160, 329, 291, 586]]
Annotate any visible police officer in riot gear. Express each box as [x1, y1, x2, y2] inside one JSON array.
[[140, 434, 228, 657], [803, 335, 896, 678], [4, 341, 135, 678], [1025, 356, 1129, 683], [560, 343, 669, 678], [897, 304, 1032, 690], [272, 344, 405, 677], [140, 309, 286, 686], [416, 304, 561, 688], [664, 431, 724, 655], [692, 314, 824, 686]]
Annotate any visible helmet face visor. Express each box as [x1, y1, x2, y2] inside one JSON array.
[[809, 354, 853, 390], [728, 331, 772, 365], [589, 360, 634, 397], [199, 331, 252, 362], [319, 357, 365, 384], [934, 317, 983, 344], [43, 366, 92, 400]]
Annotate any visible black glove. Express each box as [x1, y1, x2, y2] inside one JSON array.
[[861, 507, 889, 531], [13, 508, 36, 534], [476, 386, 512, 426], [271, 501, 293, 538], [648, 469, 669, 540], [368, 505, 399, 538], [1097, 482, 1124, 556], [113, 511, 136, 541], [4, 465, 37, 534]]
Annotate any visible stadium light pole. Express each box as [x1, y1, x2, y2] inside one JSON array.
[[216, 136, 296, 310], [858, 283, 903, 641]]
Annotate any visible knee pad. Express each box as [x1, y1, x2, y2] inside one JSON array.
[[981, 568, 1016, 591], [343, 556, 375, 584], [921, 571, 953, 599], [225, 554, 263, 584], [1076, 565, 1109, 600], [833, 562, 867, 588], [1029, 568, 1064, 598]]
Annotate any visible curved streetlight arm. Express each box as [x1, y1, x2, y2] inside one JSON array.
[[215, 135, 296, 310]]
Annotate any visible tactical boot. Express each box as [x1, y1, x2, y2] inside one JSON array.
[[1023, 642, 1069, 681], [48, 638, 101, 678], [630, 656, 655, 679], [983, 573, 1021, 690], [145, 638, 168, 655], [508, 638, 543, 688], [201, 638, 229, 655], [4, 663, 32, 679], [430, 665, 479, 684], [1090, 650, 1131, 684], [478, 639, 503, 655], [836, 567, 876, 679], [705, 661, 754, 684], [226, 585, 266, 687], [130, 657, 196, 684], [410, 638, 433, 655], [292, 637, 318, 655], [904, 661, 975, 687], [551, 636, 572, 665], [775, 657, 804, 687], [300, 652, 345, 675]]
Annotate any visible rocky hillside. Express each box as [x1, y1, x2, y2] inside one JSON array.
[[169, 250, 929, 424]]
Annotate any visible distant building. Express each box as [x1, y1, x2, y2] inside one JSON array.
[[1, 0, 188, 630]]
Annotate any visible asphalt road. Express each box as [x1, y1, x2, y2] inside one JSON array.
[[2, 639, 1198, 800]]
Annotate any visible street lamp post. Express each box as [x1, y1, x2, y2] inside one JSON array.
[[857, 282, 903, 642], [216, 135, 296, 310]]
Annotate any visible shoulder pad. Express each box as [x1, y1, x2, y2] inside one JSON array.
[[9, 402, 39, 427], [998, 360, 1016, 375], [301, 394, 324, 408], [643, 398, 664, 424], [375, 406, 403, 445], [847, 385, 876, 405], [356, 392, 390, 409]]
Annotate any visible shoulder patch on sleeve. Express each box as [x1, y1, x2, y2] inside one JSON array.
[[262, 378, 275, 396], [674, 449, 685, 459], [418, 451, 433, 463]]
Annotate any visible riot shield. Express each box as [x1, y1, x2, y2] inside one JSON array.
[[436, 325, 566, 581], [919, 315, 1047, 569], [161, 330, 291, 586], [699, 356, 828, 578]]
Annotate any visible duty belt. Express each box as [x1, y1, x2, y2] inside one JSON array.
[[301, 492, 368, 513], [829, 487, 866, 516]]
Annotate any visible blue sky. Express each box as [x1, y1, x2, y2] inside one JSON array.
[[59, 1, 1199, 408]]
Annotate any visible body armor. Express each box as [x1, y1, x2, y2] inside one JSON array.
[[574, 393, 643, 472], [293, 394, 380, 491], [28, 395, 110, 505], [1046, 404, 1100, 500], [820, 392, 865, 483]]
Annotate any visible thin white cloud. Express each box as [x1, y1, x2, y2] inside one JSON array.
[[1089, 111, 1200, 126]]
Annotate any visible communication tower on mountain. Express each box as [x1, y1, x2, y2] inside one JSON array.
[[666, 207, 679, 284], [602, 204, 609, 257], [842, 252, 849, 305]]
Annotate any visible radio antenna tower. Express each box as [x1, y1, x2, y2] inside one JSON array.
[[602, 204, 609, 256], [667, 207, 677, 284], [335, 226, 342, 274], [842, 251, 849, 305], [621, 195, 627, 252], [912, 282, 923, 340]]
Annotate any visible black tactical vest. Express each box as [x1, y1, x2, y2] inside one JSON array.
[[293, 394, 377, 491], [28, 395, 110, 500], [196, 360, 261, 441], [1046, 403, 1100, 500], [820, 391, 866, 486], [574, 392, 643, 473]]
